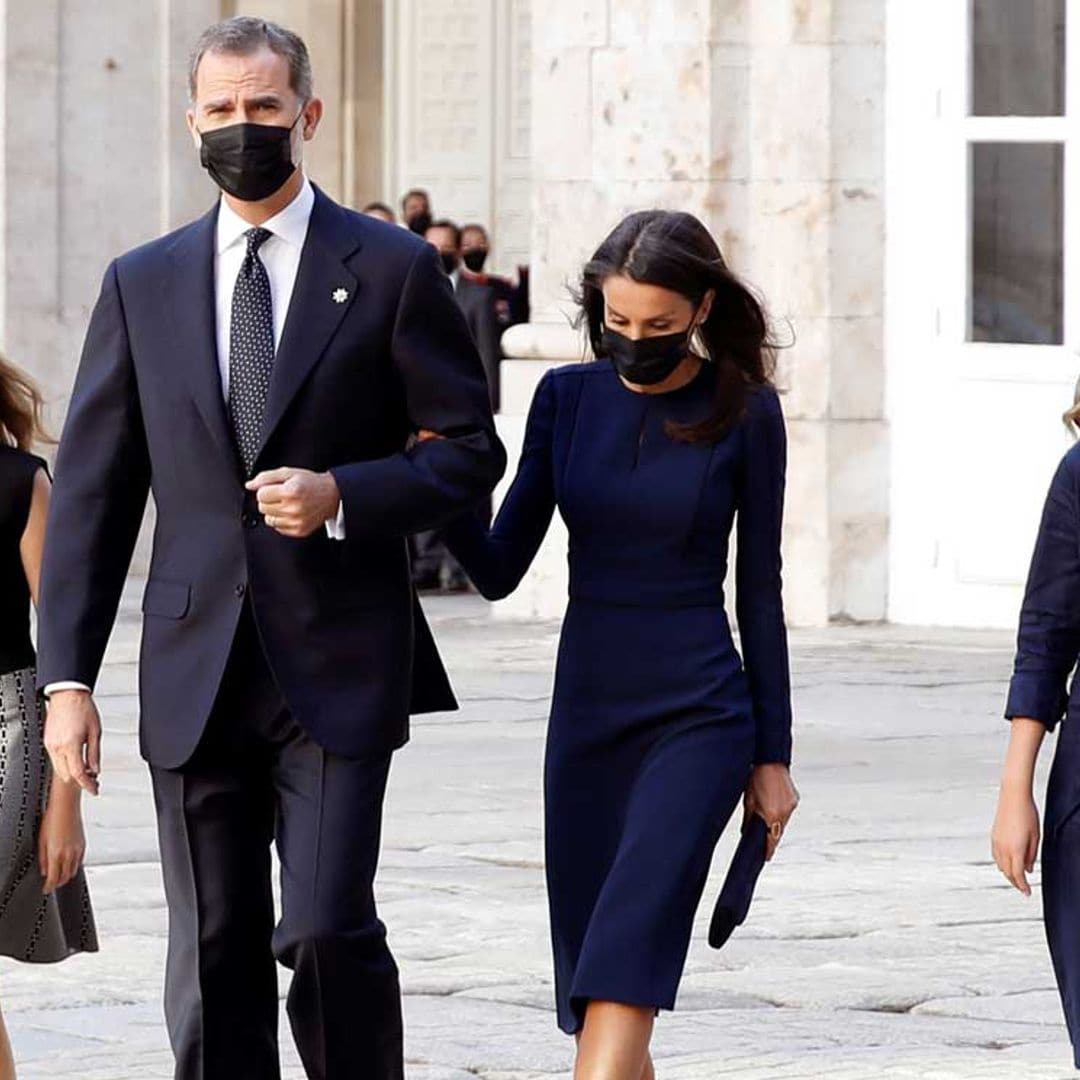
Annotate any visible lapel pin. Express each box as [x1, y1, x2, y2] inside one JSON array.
[[332, 287, 349, 304]]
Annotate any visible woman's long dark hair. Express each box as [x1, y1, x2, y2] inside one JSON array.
[[575, 210, 778, 444], [0, 355, 52, 450]]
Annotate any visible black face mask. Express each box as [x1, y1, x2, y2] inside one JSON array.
[[601, 326, 693, 386], [199, 114, 301, 202], [440, 251, 460, 275], [407, 211, 433, 235], [462, 248, 488, 273]]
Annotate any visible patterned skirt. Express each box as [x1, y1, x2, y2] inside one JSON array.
[[0, 666, 97, 962]]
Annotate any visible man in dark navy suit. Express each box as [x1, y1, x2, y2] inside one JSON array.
[[35, 17, 504, 1080]]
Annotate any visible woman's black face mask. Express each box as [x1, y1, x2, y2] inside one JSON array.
[[601, 319, 699, 386]]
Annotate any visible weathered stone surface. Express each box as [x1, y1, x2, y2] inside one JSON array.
[[2, 593, 1075, 1077]]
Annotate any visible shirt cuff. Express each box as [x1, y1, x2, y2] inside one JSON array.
[[324, 500, 346, 540], [44, 681, 92, 697]]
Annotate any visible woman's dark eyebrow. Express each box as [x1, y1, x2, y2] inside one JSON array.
[[606, 305, 678, 321]]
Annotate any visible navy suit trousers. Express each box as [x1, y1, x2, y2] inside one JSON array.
[[150, 604, 402, 1080]]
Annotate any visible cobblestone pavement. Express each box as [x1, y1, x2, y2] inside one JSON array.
[[2, 587, 1073, 1078]]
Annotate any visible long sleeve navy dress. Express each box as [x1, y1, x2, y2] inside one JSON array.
[[445, 359, 793, 1033], [1006, 444, 1080, 1067]]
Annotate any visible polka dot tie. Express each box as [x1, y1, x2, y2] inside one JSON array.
[[228, 227, 275, 475]]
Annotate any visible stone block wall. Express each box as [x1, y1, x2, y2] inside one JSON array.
[[503, 0, 888, 626]]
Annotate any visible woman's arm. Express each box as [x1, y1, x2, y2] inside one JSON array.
[[735, 388, 798, 858], [735, 387, 793, 767], [992, 718, 1046, 895], [20, 469, 88, 895], [994, 453, 1080, 893], [442, 371, 560, 601], [18, 466, 49, 605], [1004, 454, 1080, 730]]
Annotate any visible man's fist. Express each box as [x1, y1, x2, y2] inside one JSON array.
[[246, 467, 341, 538]]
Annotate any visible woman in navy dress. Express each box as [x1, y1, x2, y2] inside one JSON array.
[[443, 211, 798, 1079], [993, 391, 1080, 1068]]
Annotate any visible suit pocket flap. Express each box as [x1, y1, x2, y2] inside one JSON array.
[[141, 579, 191, 619]]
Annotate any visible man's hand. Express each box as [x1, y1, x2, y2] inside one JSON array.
[[246, 468, 341, 538], [44, 690, 102, 796]]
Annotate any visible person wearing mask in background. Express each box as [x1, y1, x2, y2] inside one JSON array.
[[407, 218, 503, 594], [426, 220, 502, 409], [362, 201, 395, 224], [0, 358, 97, 1080], [401, 188, 433, 236], [461, 223, 530, 328]]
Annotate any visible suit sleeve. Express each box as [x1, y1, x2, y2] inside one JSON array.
[[735, 387, 794, 766], [443, 371, 557, 601], [330, 243, 506, 536], [1005, 453, 1080, 730], [35, 260, 151, 691]]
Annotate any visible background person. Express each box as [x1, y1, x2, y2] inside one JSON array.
[[401, 187, 432, 235], [362, 200, 396, 224], [461, 222, 530, 327], [426, 219, 502, 408]]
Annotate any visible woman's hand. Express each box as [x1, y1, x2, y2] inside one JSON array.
[[991, 717, 1047, 897], [992, 784, 1041, 896], [38, 779, 86, 895], [744, 763, 799, 860]]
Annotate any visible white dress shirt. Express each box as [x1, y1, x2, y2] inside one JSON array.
[[45, 176, 345, 698]]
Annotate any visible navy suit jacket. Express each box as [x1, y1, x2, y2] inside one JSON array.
[[36, 186, 506, 768]]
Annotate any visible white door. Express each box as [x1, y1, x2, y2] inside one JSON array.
[[888, 0, 1080, 627]]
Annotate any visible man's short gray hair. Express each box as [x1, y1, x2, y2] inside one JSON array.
[[188, 16, 313, 104]]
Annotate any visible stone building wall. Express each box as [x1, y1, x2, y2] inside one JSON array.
[[1, 0, 223, 426], [499, 0, 887, 626]]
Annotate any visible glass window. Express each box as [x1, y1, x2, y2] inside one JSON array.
[[971, 0, 1065, 116], [970, 142, 1064, 345]]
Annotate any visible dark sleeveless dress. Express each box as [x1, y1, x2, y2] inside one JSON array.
[[446, 360, 792, 1032], [0, 444, 97, 961]]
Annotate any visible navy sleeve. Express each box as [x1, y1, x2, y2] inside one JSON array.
[[443, 370, 558, 601], [36, 261, 151, 690], [1005, 452, 1080, 730], [330, 242, 507, 537], [735, 387, 794, 766]]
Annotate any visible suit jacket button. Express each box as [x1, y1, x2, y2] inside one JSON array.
[[242, 511, 259, 529], [234, 583, 247, 598]]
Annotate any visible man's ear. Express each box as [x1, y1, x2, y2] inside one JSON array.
[[301, 98, 324, 140], [185, 109, 200, 149]]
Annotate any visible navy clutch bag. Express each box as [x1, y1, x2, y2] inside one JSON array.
[[708, 814, 768, 949]]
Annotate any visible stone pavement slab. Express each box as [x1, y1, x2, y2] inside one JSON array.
[[2, 589, 1074, 1078]]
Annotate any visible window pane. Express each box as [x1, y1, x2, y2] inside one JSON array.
[[970, 143, 1063, 345], [971, 0, 1065, 116]]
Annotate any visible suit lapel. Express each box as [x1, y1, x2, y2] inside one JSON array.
[[257, 188, 362, 461], [166, 204, 242, 477]]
